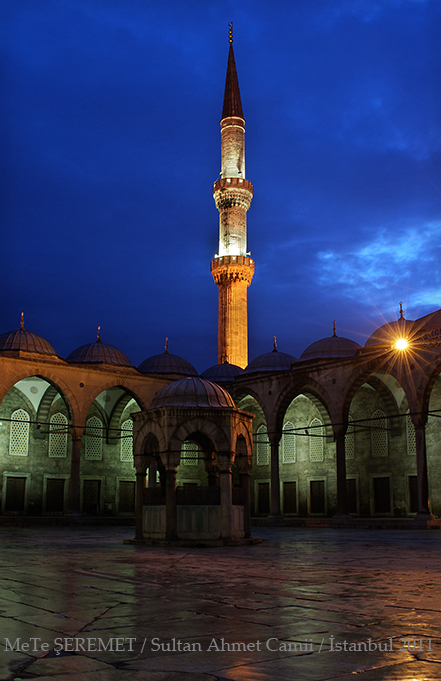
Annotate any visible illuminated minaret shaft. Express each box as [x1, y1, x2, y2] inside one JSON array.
[[211, 25, 254, 369]]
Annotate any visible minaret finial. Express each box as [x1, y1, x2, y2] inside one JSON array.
[[20, 312, 24, 329], [165, 337, 169, 353], [97, 325, 101, 342], [228, 22, 233, 44], [333, 320, 337, 337], [273, 335, 277, 351], [399, 302, 404, 319]]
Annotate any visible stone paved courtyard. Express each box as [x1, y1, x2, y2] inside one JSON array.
[[0, 526, 440, 680]]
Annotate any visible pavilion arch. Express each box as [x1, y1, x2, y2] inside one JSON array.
[[134, 420, 167, 458], [0, 371, 77, 426], [234, 422, 253, 458], [169, 417, 230, 456]]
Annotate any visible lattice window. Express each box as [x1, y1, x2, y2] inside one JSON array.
[[256, 425, 269, 465], [120, 419, 133, 462], [9, 409, 30, 456], [181, 440, 199, 466], [281, 421, 296, 463], [406, 412, 416, 457], [49, 412, 68, 458], [85, 416, 103, 460], [371, 409, 388, 457], [309, 418, 324, 462], [345, 416, 355, 459]]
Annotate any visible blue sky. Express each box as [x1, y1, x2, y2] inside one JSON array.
[[2, 0, 441, 371]]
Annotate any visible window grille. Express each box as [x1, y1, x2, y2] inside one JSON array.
[[281, 421, 296, 463], [256, 425, 269, 465], [345, 416, 355, 459], [309, 418, 324, 461], [85, 416, 103, 460], [49, 412, 68, 457], [9, 409, 30, 456], [371, 409, 388, 457], [181, 440, 199, 466], [120, 418, 133, 462], [406, 413, 416, 457]]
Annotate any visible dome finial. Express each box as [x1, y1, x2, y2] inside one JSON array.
[[399, 301, 404, 320], [164, 337, 169, 353], [97, 325, 101, 342], [228, 21, 233, 44], [333, 320, 337, 337], [273, 335, 278, 352], [20, 312, 24, 329]]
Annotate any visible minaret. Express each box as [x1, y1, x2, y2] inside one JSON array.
[[211, 25, 254, 369]]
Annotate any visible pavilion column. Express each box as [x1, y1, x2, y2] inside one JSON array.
[[240, 469, 251, 538], [334, 430, 349, 517], [148, 460, 157, 488], [219, 460, 233, 539], [269, 438, 282, 517], [165, 465, 178, 539], [67, 429, 83, 515], [415, 422, 433, 517]]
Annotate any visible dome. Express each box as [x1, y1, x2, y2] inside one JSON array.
[[67, 339, 132, 366], [0, 326, 56, 356], [300, 334, 361, 361], [244, 345, 297, 374], [365, 316, 414, 348], [201, 362, 244, 383], [138, 349, 197, 376], [150, 377, 235, 409]]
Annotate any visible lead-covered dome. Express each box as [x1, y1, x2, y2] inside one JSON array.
[[0, 327, 56, 356], [150, 377, 235, 409], [301, 333, 360, 361], [67, 333, 132, 367], [365, 314, 414, 348], [244, 342, 297, 374], [138, 347, 197, 376], [201, 362, 244, 383]]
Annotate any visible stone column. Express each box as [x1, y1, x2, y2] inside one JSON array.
[[148, 460, 157, 488], [219, 461, 233, 539], [67, 429, 83, 515], [334, 430, 349, 517], [135, 470, 146, 540], [269, 438, 282, 517], [415, 422, 433, 517], [240, 469, 251, 538], [165, 466, 178, 540]]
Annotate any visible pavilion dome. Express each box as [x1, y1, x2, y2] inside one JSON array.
[[365, 315, 414, 348], [138, 346, 197, 376], [67, 332, 132, 367], [150, 377, 235, 409], [0, 326, 56, 356], [300, 332, 360, 361], [201, 362, 244, 383], [244, 342, 297, 374]]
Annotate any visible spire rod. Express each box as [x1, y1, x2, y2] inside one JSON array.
[[164, 337, 169, 353], [333, 320, 337, 337], [20, 312, 24, 329], [97, 325, 101, 342], [229, 21, 233, 43], [273, 335, 277, 352], [399, 302, 404, 319]]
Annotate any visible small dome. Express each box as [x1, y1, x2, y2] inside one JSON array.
[[244, 347, 297, 374], [365, 317, 414, 348], [150, 377, 235, 409], [301, 334, 360, 361], [201, 362, 244, 383], [67, 339, 132, 366], [138, 350, 197, 376], [0, 327, 56, 356]]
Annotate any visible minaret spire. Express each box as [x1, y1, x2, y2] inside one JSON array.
[[211, 29, 254, 368]]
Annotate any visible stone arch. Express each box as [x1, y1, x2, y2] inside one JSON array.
[[107, 393, 142, 444], [79, 382, 147, 423], [170, 417, 230, 457], [274, 380, 334, 442]]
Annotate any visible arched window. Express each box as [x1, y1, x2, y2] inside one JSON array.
[[281, 421, 296, 463], [256, 424, 269, 465], [181, 440, 199, 466], [9, 409, 30, 456], [49, 412, 68, 457], [85, 416, 103, 460], [406, 412, 416, 457], [345, 416, 355, 459], [371, 409, 388, 457], [120, 418, 133, 462], [309, 418, 324, 462]]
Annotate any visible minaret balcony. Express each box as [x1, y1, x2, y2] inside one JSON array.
[[213, 178, 253, 193]]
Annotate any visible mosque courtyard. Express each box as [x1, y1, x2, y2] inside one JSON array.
[[0, 526, 440, 681]]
